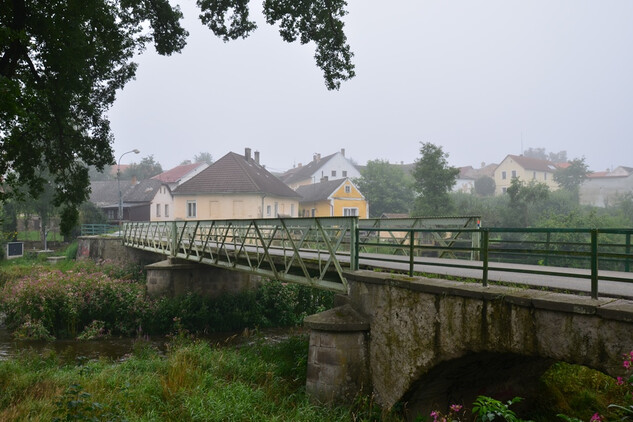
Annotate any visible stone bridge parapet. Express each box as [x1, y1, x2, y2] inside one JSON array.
[[337, 270, 633, 410]]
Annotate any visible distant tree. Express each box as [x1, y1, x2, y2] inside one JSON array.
[[355, 160, 414, 218], [412, 142, 459, 216], [474, 176, 496, 197], [553, 157, 590, 201], [506, 177, 550, 227], [88, 165, 115, 182], [523, 148, 547, 160], [548, 150, 568, 163], [179, 160, 193, 165], [523, 148, 567, 163], [122, 155, 163, 180], [194, 152, 214, 165]]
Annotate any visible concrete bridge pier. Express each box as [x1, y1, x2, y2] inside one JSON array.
[[146, 258, 260, 298], [303, 303, 371, 403]]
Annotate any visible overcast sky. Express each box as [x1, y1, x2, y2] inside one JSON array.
[[108, 1, 633, 174]]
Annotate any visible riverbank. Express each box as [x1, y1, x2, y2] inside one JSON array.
[[0, 332, 402, 421]]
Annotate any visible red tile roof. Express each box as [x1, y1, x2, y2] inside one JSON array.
[[152, 163, 206, 183]]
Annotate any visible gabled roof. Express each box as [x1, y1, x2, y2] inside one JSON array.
[[174, 152, 300, 198], [280, 153, 338, 185], [152, 163, 207, 183], [89, 179, 165, 206], [126, 179, 164, 202], [295, 178, 364, 203], [505, 155, 557, 172], [296, 178, 346, 202], [89, 181, 136, 206]]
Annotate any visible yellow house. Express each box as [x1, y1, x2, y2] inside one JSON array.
[[494, 154, 560, 195], [296, 178, 368, 218], [172, 149, 301, 220]]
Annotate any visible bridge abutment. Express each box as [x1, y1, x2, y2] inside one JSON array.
[[146, 258, 260, 298]]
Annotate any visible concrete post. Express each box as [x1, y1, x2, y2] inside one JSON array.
[[304, 304, 371, 404]]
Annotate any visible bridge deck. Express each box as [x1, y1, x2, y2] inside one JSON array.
[[122, 218, 633, 298]]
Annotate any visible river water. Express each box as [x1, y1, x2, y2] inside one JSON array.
[[0, 326, 304, 363]]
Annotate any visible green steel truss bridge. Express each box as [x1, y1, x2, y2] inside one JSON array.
[[122, 216, 633, 298]]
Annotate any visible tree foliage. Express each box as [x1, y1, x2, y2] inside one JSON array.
[[412, 142, 459, 216], [1, 0, 355, 234], [506, 177, 550, 227], [355, 159, 414, 218], [474, 176, 496, 197], [121, 155, 163, 180], [524, 147, 568, 163], [554, 157, 590, 200], [194, 152, 214, 165]]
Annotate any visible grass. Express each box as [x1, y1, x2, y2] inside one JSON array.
[[0, 335, 402, 421]]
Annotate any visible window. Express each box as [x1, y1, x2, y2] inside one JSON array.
[[311, 208, 316, 217], [533, 171, 536, 180], [343, 207, 358, 216], [344, 185, 351, 194], [331, 170, 337, 177], [165, 204, 169, 218], [187, 200, 197, 218], [342, 171, 347, 177], [274, 202, 279, 217], [156, 204, 161, 217], [511, 170, 517, 178], [266, 205, 271, 216], [502, 187, 507, 194], [290, 204, 295, 216], [502, 171, 507, 180], [544, 172, 548, 180]]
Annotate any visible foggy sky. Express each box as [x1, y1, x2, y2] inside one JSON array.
[[108, 1, 633, 174]]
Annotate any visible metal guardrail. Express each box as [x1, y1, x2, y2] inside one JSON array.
[[123, 217, 358, 293], [357, 227, 633, 299], [81, 224, 120, 236], [123, 218, 633, 298]]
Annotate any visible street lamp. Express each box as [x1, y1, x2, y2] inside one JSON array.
[[117, 149, 140, 223]]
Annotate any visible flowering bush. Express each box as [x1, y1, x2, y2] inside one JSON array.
[[0, 267, 149, 338]]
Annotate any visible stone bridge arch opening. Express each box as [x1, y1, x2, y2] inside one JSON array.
[[401, 352, 555, 420]]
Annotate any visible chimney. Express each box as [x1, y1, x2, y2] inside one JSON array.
[[341, 148, 345, 156], [245, 147, 252, 161], [313, 154, 318, 163], [254, 151, 260, 164]]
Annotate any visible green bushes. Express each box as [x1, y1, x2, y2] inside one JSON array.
[[0, 260, 334, 340]]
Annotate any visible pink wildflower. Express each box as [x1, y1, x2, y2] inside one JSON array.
[[449, 404, 463, 412], [624, 360, 631, 370], [430, 411, 439, 422], [590, 413, 602, 422], [617, 376, 625, 385]]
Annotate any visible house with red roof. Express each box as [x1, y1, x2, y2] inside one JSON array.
[[172, 148, 301, 220], [580, 166, 633, 207], [151, 162, 209, 190], [493, 155, 560, 195]]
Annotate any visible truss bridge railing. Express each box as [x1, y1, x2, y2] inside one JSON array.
[[123, 217, 358, 293]]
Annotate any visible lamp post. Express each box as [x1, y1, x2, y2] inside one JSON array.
[[117, 149, 140, 223]]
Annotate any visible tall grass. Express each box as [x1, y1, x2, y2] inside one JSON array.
[[0, 335, 400, 421]]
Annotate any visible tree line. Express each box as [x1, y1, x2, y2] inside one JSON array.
[[355, 143, 632, 229]]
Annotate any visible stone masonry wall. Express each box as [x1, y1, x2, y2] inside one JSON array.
[[345, 270, 633, 409]]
